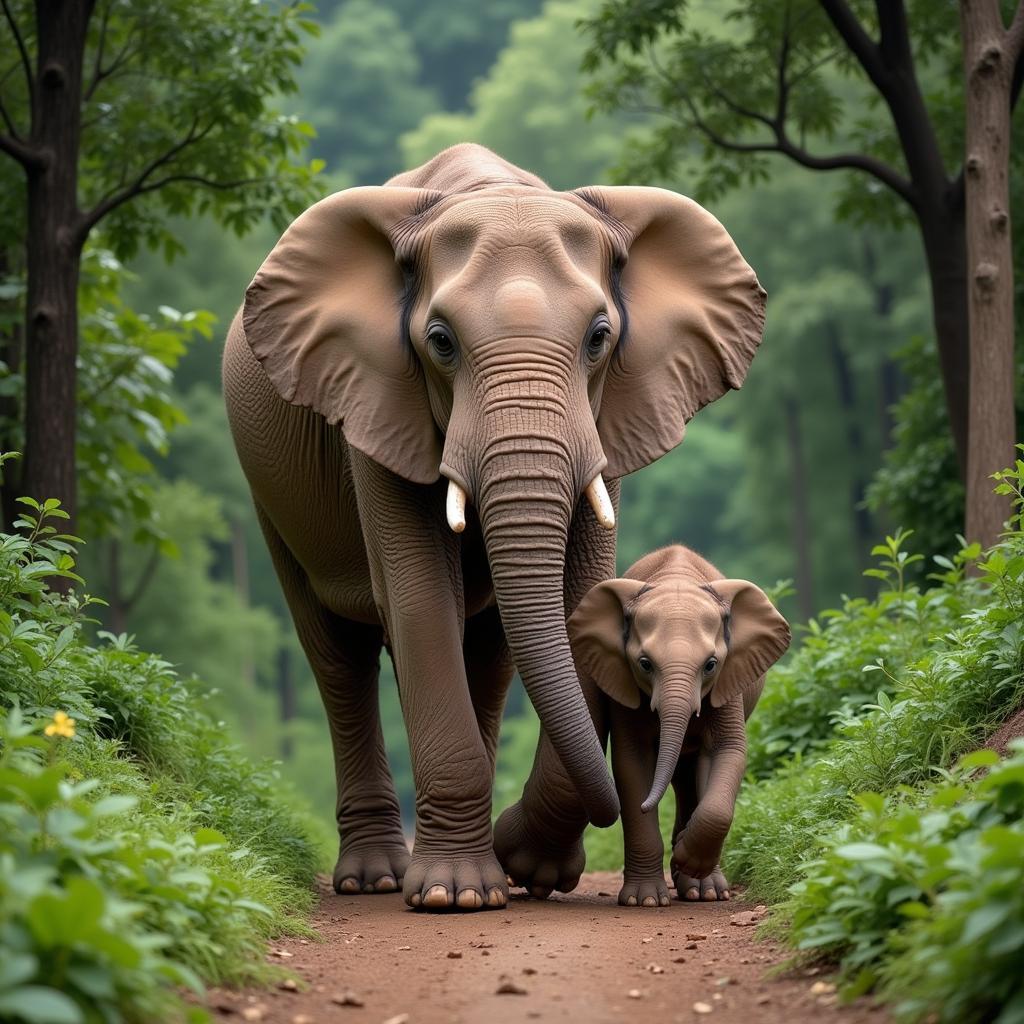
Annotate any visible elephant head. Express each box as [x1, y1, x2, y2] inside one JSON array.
[[568, 576, 790, 812], [242, 177, 765, 826]]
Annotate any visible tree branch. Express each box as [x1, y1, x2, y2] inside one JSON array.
[[817, 0, 888, 87], [1, 0, 33, 106], [74, 118, 214, 240], [875, 0, 913, 68], [0, 128, 43, 168]]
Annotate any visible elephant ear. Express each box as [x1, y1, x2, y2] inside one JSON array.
[[243, 186, 441, 484], [580, 186, 766, 479], [567, 578, 648, 709], [709, 580, 790, 709]]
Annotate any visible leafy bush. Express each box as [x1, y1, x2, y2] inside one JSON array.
[[726, 454, 1024, 903], [746, 528, 973, 778], [789, 744, 1024, 1024], [0, 485, 324, 1023], [721, 450, 1024, 1022]]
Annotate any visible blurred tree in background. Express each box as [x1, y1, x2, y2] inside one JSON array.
[[0, 0, 321, 529], [2, 0, 1014, 828], [581, 0, 1024, 548]]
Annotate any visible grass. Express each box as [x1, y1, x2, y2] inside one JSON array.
[[0, 490, 327, 1023]]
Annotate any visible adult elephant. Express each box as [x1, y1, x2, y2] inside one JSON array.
[[223, 144, 765, 912]]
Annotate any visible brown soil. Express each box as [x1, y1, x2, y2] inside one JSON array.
[[985, 702, 1024, 756], [209, 872, 885, 1024]]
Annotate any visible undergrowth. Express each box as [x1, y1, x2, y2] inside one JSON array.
[[725, 449, 1024, 1022], [0, 473, 326, 1024]]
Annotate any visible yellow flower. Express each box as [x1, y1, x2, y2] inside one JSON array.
[[44, 710, 76, 739]]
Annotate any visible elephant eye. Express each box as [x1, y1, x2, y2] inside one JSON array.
[[638, 655, 654, 674], [585, 318, 612, 362], [426, 324, 457, 365], [703, 657, 718, 676]]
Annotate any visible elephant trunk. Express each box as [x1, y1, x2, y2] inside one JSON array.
[[472, 416, 619, 828], [641, 684, 697, 814]]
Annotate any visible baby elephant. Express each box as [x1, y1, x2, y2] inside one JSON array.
[[568, 545, 790, 906]]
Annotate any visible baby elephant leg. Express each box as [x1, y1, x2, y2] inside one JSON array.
[[612, 707, 670, 908], [671, 753, 732, 901]]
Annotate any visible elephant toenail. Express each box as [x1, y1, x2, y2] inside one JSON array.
[[376, 875, 397, 892], [686, 887, 700, 900], [410, 892, 422, 906], [660, 895, 670, 906], [456, 889, 482, 909], [703, 888, 717, 901], [487, 888, 506, 908], [642, 896, 657, 907], [423, 884, 450, 908], [338, 877, 360, 894], [721, 890, 730, 900], [626, 895, 637, 906]]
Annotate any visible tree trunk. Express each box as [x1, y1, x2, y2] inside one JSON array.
[[21, 1, 94, 526], [784, 395, 815, 620], [0, 249, 24, 530], [918, 209, 971, 481], [959, 0, 1021, 548], [826, 323, 873, 583]]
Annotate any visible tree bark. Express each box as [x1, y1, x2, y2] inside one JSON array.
[[917, 209, 971, 479], [826, 324, 873, 583], [21, 0, 95, 527], [959, 0, 1022, 547], [784, 395, 815, 620]]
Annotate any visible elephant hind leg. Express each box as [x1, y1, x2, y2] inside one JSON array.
[[255, 506, 408, 894]]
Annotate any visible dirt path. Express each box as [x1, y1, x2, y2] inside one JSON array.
[[212, 872, 883, 1024]]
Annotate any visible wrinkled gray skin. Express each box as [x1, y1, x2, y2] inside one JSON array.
[[224, 144, 766, 912]]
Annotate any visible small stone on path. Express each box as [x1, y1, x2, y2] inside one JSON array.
[[496, 977, 528, 995], [627, 989, 642, 999], [331, 991, 363, 1007], [447, 950, 462, 959], [382, 1016, 409, 1024], [694, 1002, 713, 1014]]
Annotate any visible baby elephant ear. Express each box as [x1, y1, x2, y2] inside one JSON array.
[[568, 578, 648, 709], [580, 186, 766, 479], [709, 580, 791, 709], [243, 186, 442, 485]]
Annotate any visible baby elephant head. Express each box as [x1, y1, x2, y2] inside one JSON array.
[[568, 576, 790, 813]]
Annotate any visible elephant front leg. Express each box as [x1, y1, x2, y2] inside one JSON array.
[[670, 703, 746, 902], [612, 708, 670, 907], [495, 487, 619, 897], [352, 453, 507, 912]]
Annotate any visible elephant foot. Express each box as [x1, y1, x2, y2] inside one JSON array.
[[403, 849, 509, 911], [672, 864, 731, 902], [493, 800, 586, 899], [333, 838, 411, 895], [618, 874, 671, 908]]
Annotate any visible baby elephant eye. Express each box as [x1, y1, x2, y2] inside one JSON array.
[[703, 656, 718, 675], [637, 655, 654, 674]]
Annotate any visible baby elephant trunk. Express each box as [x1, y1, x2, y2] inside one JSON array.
[[641, 689, 697, 814]]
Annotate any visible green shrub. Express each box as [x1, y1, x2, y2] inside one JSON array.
[[746, 529, 973, 779], [0, 487, 323, 1023], [726, 453, 1024, 904], [788, 744, 1024, 1024]]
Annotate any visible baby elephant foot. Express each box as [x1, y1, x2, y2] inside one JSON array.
[[672, 864, 731, 902], [493, 801, 586, 899], [403, 850, 509, 911], [334, 840, 411, 895], [618, 874, 671, 908]]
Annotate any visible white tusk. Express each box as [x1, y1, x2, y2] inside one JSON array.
[[585, 473, 615, 530], [446, 479, 467, 534]]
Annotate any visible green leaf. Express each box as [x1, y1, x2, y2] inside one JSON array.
[[834, 842, 892, 861], [0, 987, 83, 1024]]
